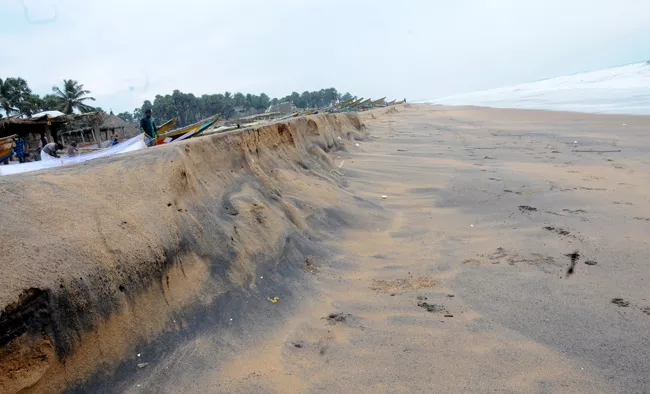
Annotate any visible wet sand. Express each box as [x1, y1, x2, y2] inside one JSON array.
[[2, 105, 649, 393], [166, 104, 649, 393]]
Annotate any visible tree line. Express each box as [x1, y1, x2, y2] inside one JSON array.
[[1, 76, 355, 128], [119, 88, 354, 127]]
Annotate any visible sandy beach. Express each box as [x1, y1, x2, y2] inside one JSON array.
[[198, 105, 650, 393], [1, 104, 649, 393]]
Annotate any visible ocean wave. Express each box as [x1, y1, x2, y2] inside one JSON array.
[[428, 62, 650, 115]]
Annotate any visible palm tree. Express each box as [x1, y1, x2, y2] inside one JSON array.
[[0, 77, 32, 116], [52, 79, 96, 114]]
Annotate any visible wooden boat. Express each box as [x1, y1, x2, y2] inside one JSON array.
[[0, 135, 17, 162], [155, 115, 220, 145], [335, 98, 355, 108], [355, 98, 372, 108], [157, 117, 178, 134]]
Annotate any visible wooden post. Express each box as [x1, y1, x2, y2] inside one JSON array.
[[92, 117, 102, 148], [121, 126, 125, 139], [45, 123, 53, 143]]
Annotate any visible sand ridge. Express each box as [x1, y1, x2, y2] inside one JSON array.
[[0, 113, 369, 393]]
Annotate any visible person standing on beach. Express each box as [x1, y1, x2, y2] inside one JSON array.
[[140, 109, 158, 147], [14, 136, 26, 163]]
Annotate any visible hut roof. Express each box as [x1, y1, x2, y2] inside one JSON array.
[[0, 112, 102, 138]]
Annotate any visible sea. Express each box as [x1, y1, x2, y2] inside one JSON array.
[[428, 61, 650, 115]]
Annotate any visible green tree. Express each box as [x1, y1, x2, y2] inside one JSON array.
[[258, 93, 270, 110], [152, 94, 175, 124], [233, 92, 245, 108], [340, 92, 353, 102], [17, 93, 44, 116], [52, 79, 96, 114], [141, 100, 153, 113], [117, 111, 134, 122], [135, 87, 357, 123], [0, 77, 32, 116], [42, 94, 60, 111]]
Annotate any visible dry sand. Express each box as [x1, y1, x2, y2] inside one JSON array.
[[1, 105, 649, 393]]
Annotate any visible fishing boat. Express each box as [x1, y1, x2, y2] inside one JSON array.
[[0, 135, 16, 163], [157, 117, 178, 134], [354, 98, 372, 108], [335, 98, 355, 108], [155, 115, 220, 145]]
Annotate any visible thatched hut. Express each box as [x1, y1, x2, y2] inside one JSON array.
[[0, 111, 106, 153]]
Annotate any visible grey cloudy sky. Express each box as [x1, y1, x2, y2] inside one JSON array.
[[1, 0, 649, 113]]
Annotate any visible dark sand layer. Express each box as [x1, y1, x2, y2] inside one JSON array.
[[2, 105, 649, 393]]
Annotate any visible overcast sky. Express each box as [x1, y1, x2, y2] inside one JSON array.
[[1, 0, 648, 113]]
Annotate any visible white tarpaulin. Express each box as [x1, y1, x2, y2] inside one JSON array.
[[30, 110, 66, 120], [0, 134, 147, 176]]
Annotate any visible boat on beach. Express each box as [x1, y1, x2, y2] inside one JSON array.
[[0, 135, 16, 163], [157, 117, 178, 134], [155, 115, 220, 145]]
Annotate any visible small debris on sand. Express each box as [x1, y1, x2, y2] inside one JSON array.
[[326, 313, 349, 324], [489, 247, 507, 260], [417, 302, 447, 313], [137, 363, 148, 369], [611, 298, 630, 307], [563, 209, 587, 214], [302, 256, 319, 274], [584, 260, 598, 266], [565, 251, 580, 277], [518, 205, 538, 212], [544, 226, 571, 236]]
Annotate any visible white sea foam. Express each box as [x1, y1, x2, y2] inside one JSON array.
[[428, 62, 650, 115]]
